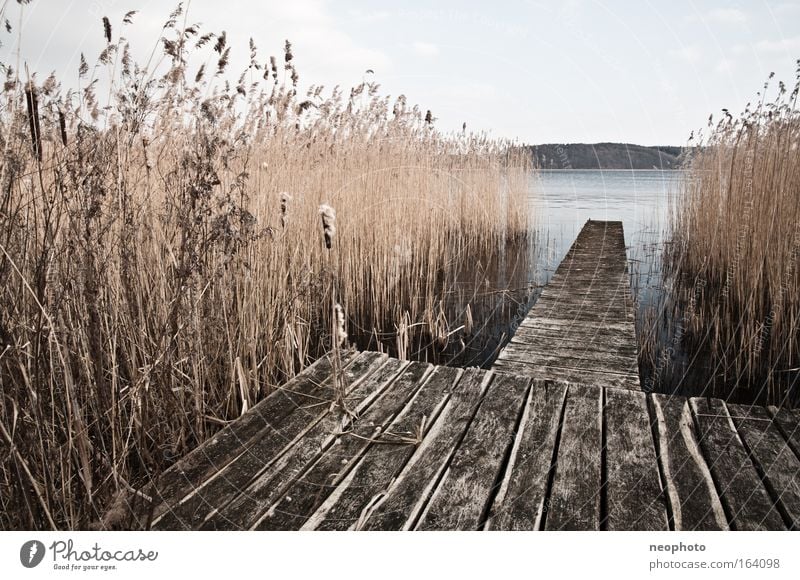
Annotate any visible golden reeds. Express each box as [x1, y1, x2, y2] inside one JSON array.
[[665, 69, 800, 405]]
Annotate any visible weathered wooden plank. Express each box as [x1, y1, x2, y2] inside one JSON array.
[[356, 368, 492, 530], [252, 361, 435, 530], [605, 389, 668, 530], [532, 303, 631, 318], [142, 350, 361, 524], [545, 278, 627, 290], [544, 385, 602, 530], [520, 319, 634, 333], [552, 260, 626, 271], [530, 306, 632, 322], [543, 267, 626, 278], [691, 398, 785, 530], [728, 403, 800, 529], [199, 359, 434, 530], [490, 360, 639, 391], [551, 260, 626, 268], [534, 287, 630, 301], [511, 327, 638, 351], [151, 352, 394, 529], [542, 282, 629, 295], [533, 303, 632, 317], [512, 321, 637, 338], [497, 346, 638, 375], [508, 333, 638, 358], [488, 381, 568, 530], [535, 286, 630, 300], [768, 406, 800, 460], [651, 394, 728, 530], [500, 344, 638, 369], [415, 373, 531, 530], [304, 366, 463, 531]]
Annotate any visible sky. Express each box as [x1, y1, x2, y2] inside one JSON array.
[[1, 0, 799, 146]]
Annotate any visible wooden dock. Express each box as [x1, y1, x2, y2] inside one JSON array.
[[493, 220, 640, 389], [136, 351, 800, 530], [128, 220, 800, 531]]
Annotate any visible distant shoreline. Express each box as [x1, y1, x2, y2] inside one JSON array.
[[527, 142, 685, 170]]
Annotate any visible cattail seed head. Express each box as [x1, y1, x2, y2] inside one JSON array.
[[280, 192, 292, 228], [334, 303, 347, 347], [102, 16, 112, 43], [319, 204, 336, 249]]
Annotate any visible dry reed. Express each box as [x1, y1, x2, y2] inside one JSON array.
[[664, 68, 800, 405]]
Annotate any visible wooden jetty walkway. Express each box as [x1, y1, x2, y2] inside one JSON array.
[[131, 221, 800, 531], [493, 220, 639, 389]]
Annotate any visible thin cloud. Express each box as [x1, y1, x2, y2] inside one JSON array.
[[754, 36, 800, 54], [412, 41, 440, 57], [347, 9, 392, 23], [242, 0, 392, 82], [431, 82, 498, 101], [704, 8, 748, 24], [715, 58, 735, 74], [670, 45, 702, 63]]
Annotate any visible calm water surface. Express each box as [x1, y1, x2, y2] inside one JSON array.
[[530, 169, 679, 276]]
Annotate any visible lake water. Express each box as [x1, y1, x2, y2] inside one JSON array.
[[530, 169, 679, 276]]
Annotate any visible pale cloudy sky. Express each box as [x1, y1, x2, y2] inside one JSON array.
[[2, 0, 799, 145]]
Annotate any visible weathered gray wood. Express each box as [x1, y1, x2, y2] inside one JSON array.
[[199, 359, 432, 530], [252, 361, 435, 530], [497, 345, 638, 375], [305, 366, 463, 530], [511, 326, 638, 352], [415, 373, 531, 530], [516, 319, 634, 333], [142, 350, 360, 523], [135, 348, 800, 531], [356, 368, 492, 530], [151, 352, 394, 529], [511, 332, 636, 349], [691, 398, 785, 530], [526, 311, 634, 326], [544, 385, 602, 530], [532, 304, 630, 316], [513, 320, 636, 336], [534, 289, 630, 302], [491, 360, 639, 391], [728, 403, 800, 529], [491, 220, 640, 390], [605, 389, 668, 530], [769, 406, 800, 460], [488, 381, 568, 530], [651, 394, 728, 530]]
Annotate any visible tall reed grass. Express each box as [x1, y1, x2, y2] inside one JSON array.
[[662, 68, 800, 406], [0, 6, 532, 529]]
